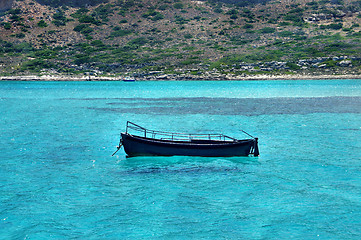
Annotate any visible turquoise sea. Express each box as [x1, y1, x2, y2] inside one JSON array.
[[1, 80, 361, 239]]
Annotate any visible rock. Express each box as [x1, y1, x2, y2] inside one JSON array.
[[305, 13, 333, 22], [338, 60, 352, 67], [335, 10, 346, 18], [155, 74, 168, 80]]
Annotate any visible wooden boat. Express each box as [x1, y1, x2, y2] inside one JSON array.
[[113, 121, 259, 157]]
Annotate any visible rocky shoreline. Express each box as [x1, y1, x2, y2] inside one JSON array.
[[1, 74, 361, 81]]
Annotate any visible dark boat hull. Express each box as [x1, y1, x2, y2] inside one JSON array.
[[121, 133, 257, 157]]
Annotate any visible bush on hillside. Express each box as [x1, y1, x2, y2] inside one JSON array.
[[37, 20, 48, 27]]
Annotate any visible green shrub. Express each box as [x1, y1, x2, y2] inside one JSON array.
[[327, 23, 343, 30], [243, 23, 253, 29], [286, 62, 300, 70], [37, 20, 48, 28], [70, 8, 89, 18], [184, 33, 193, 39], [8, 8, 22, 15], [109, 27, 132, 37], [33, 49, 58, 59], [218, 29, 226, 35], [151, 12, 164, 21], [9, 14, 23, 22], [92, 4, 114, 21], [279, 21, 291, 26], [0, 40, 14, 53], [230, 14, 238, 20], [53, 11, 66, 22], [306, 1, 318, 6], [73, 24, 85, 32], [259, 27, 276, 33], [273, 39, 283, 45], [305, 47, 324, 57], [158, 5, 168, 10], [324, 42, 353, 52], [21, 59, 54, 71], [142, 10, 164, 21], [181, 58, 200, 65], [52, 11, 68, 26], [283, 12, 304, 26], [242, 8, 255, 19], [174, 15, 189, 24], [117, 0, 136, 9], [324, 59, 337, 67], [8, 9, 23, 22], [279, 31, 293, 37], [74, 54, 91, 64], [214, 8, 222, 13], [230, 37, 253, 45], [174, 3, 184, 9], [15, 33, 26, 38], [78, 15, 99, 24], [226, 9, 238, 15], [3, 22, 11, 29], [15, 42, 33, 53], [73, 24, 93, 34], [118, 9, 126, 16], [90, 40, 102, 46], [127, 37, 148, 47], [267, 18, 278, 24], [288, 7, 304, 14], [142, 9, 157, 18]]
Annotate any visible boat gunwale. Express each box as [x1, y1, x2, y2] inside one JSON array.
[[125, 121, 240, 142], [121, 132, 255, 147]]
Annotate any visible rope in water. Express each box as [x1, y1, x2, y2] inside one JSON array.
[[112, 138, 123, 156]]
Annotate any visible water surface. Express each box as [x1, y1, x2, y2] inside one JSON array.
[[1, 80, 361, 239]]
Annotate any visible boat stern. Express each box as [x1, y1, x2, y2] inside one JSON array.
[[253, 138, 259, 156]]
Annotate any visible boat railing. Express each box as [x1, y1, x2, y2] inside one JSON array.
[[125, 121, 237, 142]]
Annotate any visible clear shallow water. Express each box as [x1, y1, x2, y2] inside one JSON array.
[[1, 80, 361, 239]]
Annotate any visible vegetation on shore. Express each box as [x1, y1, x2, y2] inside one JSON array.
[[1, 0, 361, 78]]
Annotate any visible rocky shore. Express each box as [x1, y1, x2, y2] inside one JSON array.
[[1, 73, 361, 81]]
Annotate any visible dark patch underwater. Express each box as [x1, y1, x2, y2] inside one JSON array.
[[86, 96, 361, 116]]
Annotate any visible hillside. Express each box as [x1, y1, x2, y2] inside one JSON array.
[[1, 0, 361, 79]]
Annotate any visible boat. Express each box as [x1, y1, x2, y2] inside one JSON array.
[[122, 77, 136, 82], [113, 121, 259, 157]]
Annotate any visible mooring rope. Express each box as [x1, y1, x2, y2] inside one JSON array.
[[241, 129, 255, 139], [112, 139, 123, 156]]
